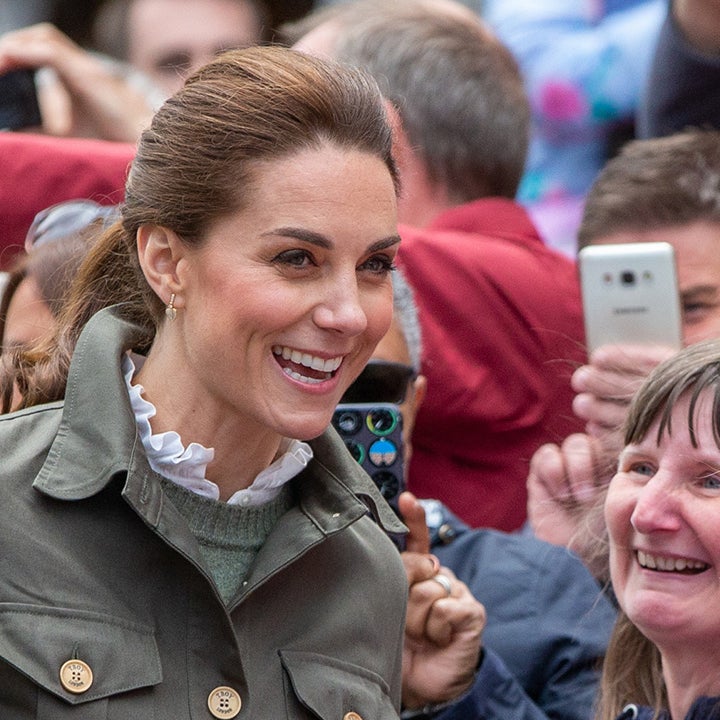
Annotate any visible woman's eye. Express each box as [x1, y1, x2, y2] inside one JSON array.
[[359, 254, 396, 275], [700, 472, 720, 491], [628, 461, 655, 477], [273, 249, 315, 268]]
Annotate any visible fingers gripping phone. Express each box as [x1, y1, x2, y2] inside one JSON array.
[[0, 69, 42, 131], [579, 242, 683, 354]]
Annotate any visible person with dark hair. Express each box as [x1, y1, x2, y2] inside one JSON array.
[[0, 45, 483, 717], [597, 339, 720, 719], [292, 0, 587, 533], [527, 129, 720, 579]]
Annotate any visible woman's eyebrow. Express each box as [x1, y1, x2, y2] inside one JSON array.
[[264, 227, 402, 252]]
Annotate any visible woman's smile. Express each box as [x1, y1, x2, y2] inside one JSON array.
[[272, 345, 344, 384]]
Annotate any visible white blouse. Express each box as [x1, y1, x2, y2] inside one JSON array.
[[122, 353, 313, 507]]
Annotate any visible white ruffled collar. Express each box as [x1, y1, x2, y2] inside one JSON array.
[[122, 353, 312, 506]]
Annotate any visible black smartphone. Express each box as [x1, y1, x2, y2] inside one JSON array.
[[332, 402, 405, 514], [0, 69, 42, 131]]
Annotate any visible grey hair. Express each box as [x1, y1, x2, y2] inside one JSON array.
[[324, 0, 529, 202], [392, 267, 422, 373]]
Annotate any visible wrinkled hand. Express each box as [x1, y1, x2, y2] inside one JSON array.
[[571, 343, 674, 442], [0, 23, 156, 141], [399, 492, 485, 709], [527, 433, 618, 579]]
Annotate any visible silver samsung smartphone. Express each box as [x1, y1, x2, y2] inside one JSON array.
[[579, 242, 683, 354]]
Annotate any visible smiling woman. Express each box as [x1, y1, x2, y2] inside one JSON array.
[[598, 339, 720, 720], [0, 46, 418, 718]]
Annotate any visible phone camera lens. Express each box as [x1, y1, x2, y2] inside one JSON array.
[[372, 470, 401, 500], [620, 270, 636, 286], [333, 410, 362, 435], [344, 440, 366, 464], [366, 408, 398, 436]]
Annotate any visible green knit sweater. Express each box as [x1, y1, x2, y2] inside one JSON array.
[[161, 477, 294, 604]]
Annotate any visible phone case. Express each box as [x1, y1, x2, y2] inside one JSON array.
[[579, 242, 683, 353], [331, 402, 404, 511]]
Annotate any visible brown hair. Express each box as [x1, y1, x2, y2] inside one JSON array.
[[596, 339, 720, 720], [0, 45, 398, 412], [578, 129, 720, 250]]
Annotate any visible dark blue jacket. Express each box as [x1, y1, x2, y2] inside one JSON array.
[[616, 696, 720, 719], [420, 501, 616, 720]]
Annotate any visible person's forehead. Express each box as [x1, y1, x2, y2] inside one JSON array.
[[592, 223, 720, 284], [129, 0, 262, 52]]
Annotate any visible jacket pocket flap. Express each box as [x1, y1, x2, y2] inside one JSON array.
[[280, 649, 397, 718], [0, 603, 161, 704]]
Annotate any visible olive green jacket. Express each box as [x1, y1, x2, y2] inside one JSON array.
[[0, 306, 408, 719]]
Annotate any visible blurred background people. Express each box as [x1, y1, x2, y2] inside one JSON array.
[[290, 0, 587, 532], [480, 0, 665, 257], [527, 129, 720, 579], [308, 0, 665, 258], [90, 0, 270, 96], [0, 0, 275, 141]]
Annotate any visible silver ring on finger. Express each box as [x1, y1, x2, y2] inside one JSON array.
[[431, 574, 452, 597]]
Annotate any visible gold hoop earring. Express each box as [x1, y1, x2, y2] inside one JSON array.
[[165, 293, 177, 321]]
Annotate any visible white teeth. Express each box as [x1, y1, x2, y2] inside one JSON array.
[[282, 367, 325, 384], [272, 346, 343, 375], [637, 550, 708, 573]]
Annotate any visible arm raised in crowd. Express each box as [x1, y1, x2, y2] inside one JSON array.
[[0, 23, 157, 141]]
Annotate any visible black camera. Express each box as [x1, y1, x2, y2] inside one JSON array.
[[0, 69, 42, 131], [332, 402, 404, 514]]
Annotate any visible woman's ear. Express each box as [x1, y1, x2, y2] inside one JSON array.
[[136, 225, 187, 309]]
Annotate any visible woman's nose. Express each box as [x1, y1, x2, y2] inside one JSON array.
[[312, 280, 368, 335], [630, 473, 683, 534]]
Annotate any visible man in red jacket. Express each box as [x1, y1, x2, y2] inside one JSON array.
[[293, 0, 586, 530]]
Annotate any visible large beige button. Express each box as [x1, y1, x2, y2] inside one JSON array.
[[207, 686, 242, 718], [59, 658, 93, 694], [344, 713, 363, 720]]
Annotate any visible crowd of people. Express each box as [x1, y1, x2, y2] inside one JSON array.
[[1, 0, 719, 718]]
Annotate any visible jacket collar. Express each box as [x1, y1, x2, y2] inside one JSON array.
[[33, 305, 407, 537], [34, 305, 146, 500]]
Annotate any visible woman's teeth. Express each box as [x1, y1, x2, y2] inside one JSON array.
[[637, 550, 709, 573], [272, 346, 343, 383]]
